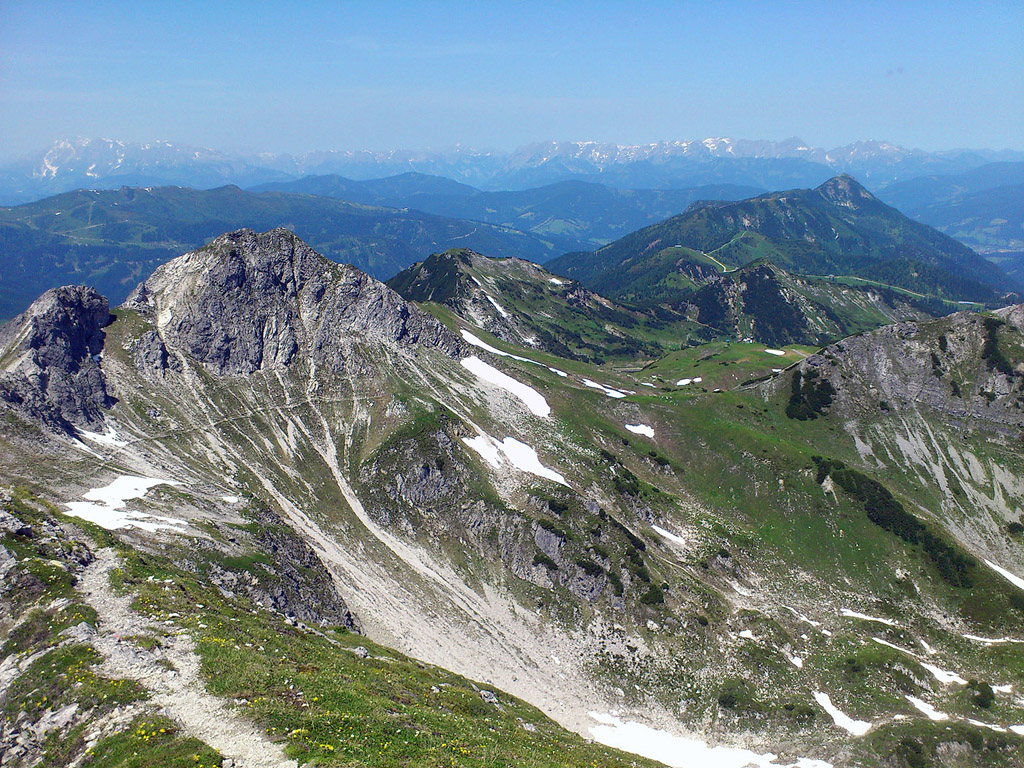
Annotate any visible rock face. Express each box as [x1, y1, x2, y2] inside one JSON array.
[[0, 286, 114, 432], [124, 228, 466, 377], [209, 505, 360, 632], [777, 305, 1024, 430]]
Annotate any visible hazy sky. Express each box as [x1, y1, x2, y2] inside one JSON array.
[[2, 1, 1021, 160]]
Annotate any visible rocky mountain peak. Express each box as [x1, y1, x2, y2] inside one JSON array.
[[125, 228, 465, 376], [0, 285, 114, 431], [814, 174, 879, 209]]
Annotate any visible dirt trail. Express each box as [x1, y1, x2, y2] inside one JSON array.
[[79, 548, 296, 768]]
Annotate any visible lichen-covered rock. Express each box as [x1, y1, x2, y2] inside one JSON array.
[[0, 285, 114, 432]]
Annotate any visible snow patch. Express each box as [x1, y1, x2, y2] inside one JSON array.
[[547, 366, 568, 377], [583, 379, 627, 398], [738, 629, 756, 640], [813, 692, 871, 736], [841, 609, 895, 626], [905, 696, 948, 721], [963, 634, 1024, 645], [221, 495, 240, 504], [461, 356, 550, 417], [625, 423, 654, 438], [461, 329, 537, 365], [65, 476, 185, 533], [920, 663, 967, 686], [985, 559, 1024, 590], [76, 426, 128, 448], [462, 433, 567, 486], [587, 712, 832, 768], [652, 525, 685, 547], [784, 606, 822, 627], [676, 376, 703, 386], [871, 637, 916, 656], [463, 435, 503, 467], [548, 277, 565, 285], [968, 719, 1006, 732], [485, 294, 510, 318], [765, 349, 786, 356]]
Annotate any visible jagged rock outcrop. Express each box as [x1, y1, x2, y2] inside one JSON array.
[[124, 228, 466, 376], [0, 286, 114, 433], [208, 505, 360, 632], [776, 305, 1024, 430]]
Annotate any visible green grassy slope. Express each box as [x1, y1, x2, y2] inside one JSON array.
[[547, 175, 1015, 304]]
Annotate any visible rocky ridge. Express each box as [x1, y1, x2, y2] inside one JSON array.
[[0, 286, 114, 432], [125, 227, 467, 377], [781, 304, 1024, 430]]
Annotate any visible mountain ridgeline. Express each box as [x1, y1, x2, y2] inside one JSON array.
[[254, 174, 765, 248], [0, 184, 578, 322], [390, 248, 933, 352], [6, 135, 1022, 204], [548, 175, 1018, 306], [387, 248, 691, 361]]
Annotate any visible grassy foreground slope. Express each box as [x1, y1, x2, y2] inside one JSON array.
[[0, 488, 656, 768]]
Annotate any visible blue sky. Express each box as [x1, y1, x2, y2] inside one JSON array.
[[1, 1, 1021, 160]]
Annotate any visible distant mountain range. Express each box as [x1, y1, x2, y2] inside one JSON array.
[[879, 162, 1024, 255], [3, 136, 1023, 204], [252, 174, 764, 248], [3, 173, 1018, 327]]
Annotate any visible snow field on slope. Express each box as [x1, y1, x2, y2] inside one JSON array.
[[462, 433, 568, 486], [485, 294, 510, 318], [77, 426, 129, 447], [905, 696, 948, 721], [583, 379, 627, 398], [461, 356, 551, 417], [840, 608, 895, 626], [462, 329, 538, 365], [985, 559, 1024, 591], [66, 476, 184, 532], [651, 525, 685, 547], [625, 423, 654, 438], [812, 692, 871, 736], [588, 713, 832, 768]]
